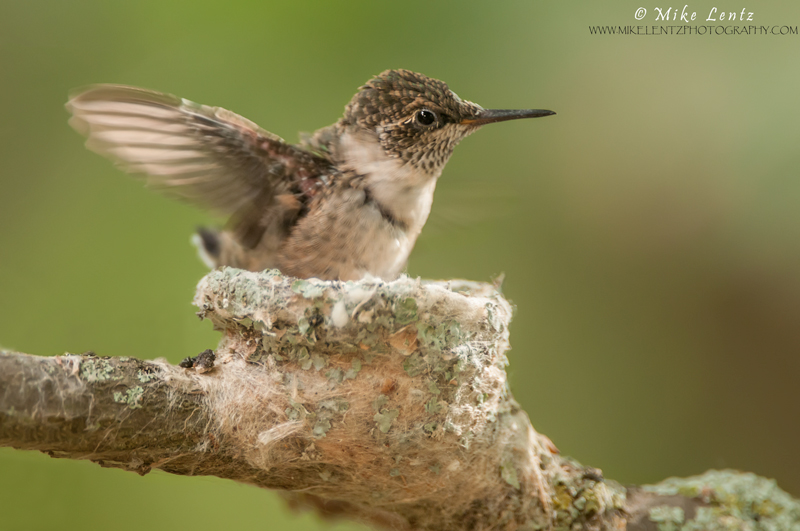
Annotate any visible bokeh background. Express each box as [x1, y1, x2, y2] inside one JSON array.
[[1, 1, 799, 529]]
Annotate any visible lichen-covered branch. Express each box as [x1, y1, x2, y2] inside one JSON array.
[[1, 269, 798, 530]]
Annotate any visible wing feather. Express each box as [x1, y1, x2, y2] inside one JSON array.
[[67, 84, 332, 245]]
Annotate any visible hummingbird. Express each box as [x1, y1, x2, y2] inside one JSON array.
[[67, 70, 554, 281]]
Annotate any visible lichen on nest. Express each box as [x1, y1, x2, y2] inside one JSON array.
[[184, 268, 635, 529], [189, 268, 550, 516]]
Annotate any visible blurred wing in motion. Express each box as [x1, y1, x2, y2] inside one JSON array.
[[66, 84, 332, 247]]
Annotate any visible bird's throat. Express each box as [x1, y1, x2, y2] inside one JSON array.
[[339, 132, 437, 233]]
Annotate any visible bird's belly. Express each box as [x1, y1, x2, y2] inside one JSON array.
[[278, 192, 419, 281], [357, 228, 414, 280], [316, 216, 414, 281]]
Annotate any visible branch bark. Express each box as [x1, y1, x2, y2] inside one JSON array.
[[1, 268, 798, 530]]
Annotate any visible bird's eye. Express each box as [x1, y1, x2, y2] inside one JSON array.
[[415, 109, 437, 126]]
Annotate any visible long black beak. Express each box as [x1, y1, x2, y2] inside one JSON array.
[[460, 108, 555, 126]]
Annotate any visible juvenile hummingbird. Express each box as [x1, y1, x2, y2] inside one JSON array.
[[67, 70, 554, 281]]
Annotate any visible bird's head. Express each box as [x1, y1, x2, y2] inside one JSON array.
[[341, 69, 554, 177]]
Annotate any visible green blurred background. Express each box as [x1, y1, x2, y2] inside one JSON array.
[[1, 1, 799, 529]]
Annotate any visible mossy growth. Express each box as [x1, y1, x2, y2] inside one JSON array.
[[190, 268, 543, 526], [545, 456, 626, 530], [643, 470, 800, 530], [195, 269, 725, 531], [113, 386, 144, 409], [79, 357, 123, 383]]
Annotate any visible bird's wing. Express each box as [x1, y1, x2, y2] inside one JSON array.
[[67, 84, 332, 247]]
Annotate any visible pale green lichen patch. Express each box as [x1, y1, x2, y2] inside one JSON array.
[[394, 297, 418, 325], [546, 457, 626, 530], [416, 320, 463, 353], [372, 395, 398, 433], [312, 398, 350, 437], [643, 470, 800, 530], [374, 408, 399, 433], [80, 358, 122, 383], [312, 353, 327, 371], [113, 386, 144, 409], [286, 399, 308, 421], [291, 279, 326, 299], [236, 317, 254, 328], [297, 347, 312, 370], [136, 370, 157, 383], [500, 458, 520, 490], [312, 419, 330, 437], [326, 367, 344, 383], [373, 394, 389, 412], [402, 353, 427, 378], [649, 506, 684, 531], [485, 302, 504, 332], [425, 398, 443, 414], [344, 359, 361, 380], [580, 486, 603, 515]]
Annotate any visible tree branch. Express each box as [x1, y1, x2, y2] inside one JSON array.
[[1, 269, 798, 530]]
